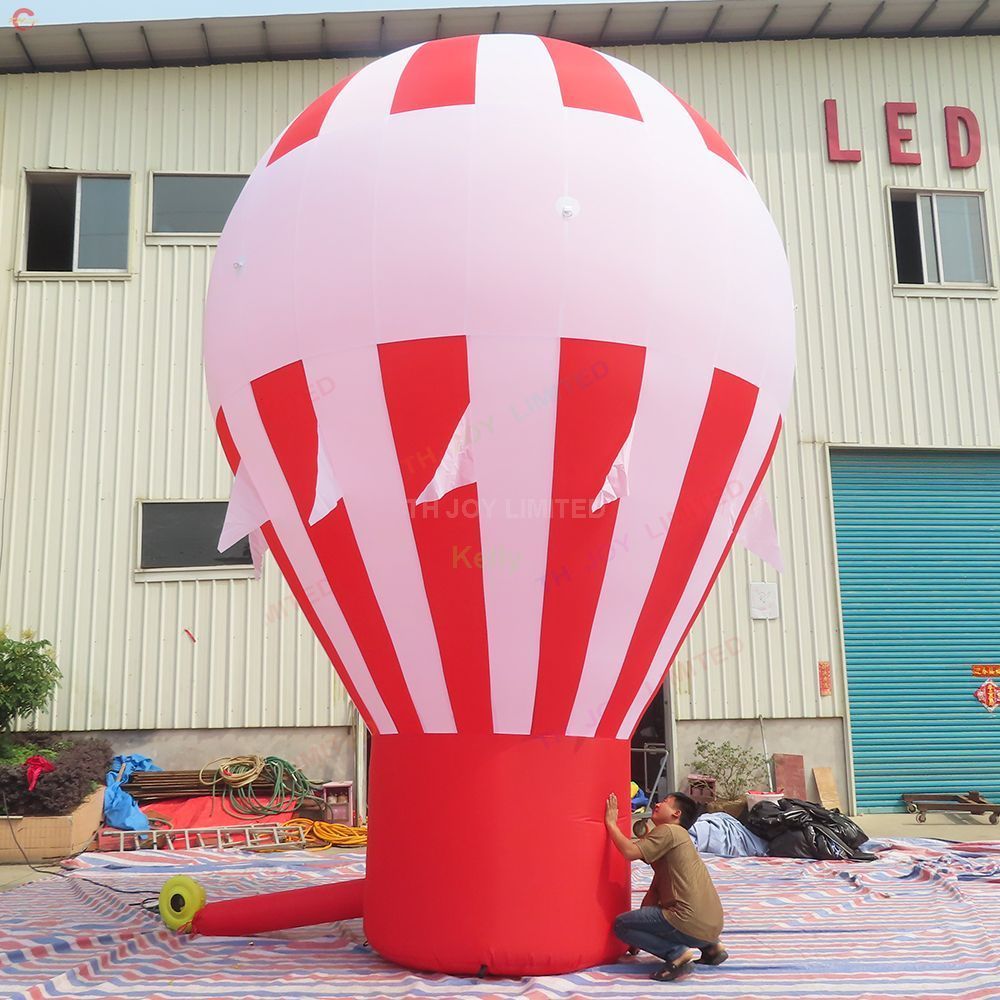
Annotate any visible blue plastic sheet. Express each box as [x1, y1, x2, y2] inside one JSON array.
[[690, 811, 769, 857], [104, 754, 161, 831]]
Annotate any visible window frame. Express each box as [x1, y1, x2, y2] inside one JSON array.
[[887, 186, 996, 297], [19, 170, 133, 278], [146, 171, 249, 245], [134, 499, 257, 583]]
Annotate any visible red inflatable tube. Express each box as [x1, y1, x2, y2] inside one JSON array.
[[191, 878, 364, 936]]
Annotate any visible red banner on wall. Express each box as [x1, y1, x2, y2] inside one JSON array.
[[972, 665, 1000, 678], [974, 680, 1000, 713], [818, 660, 833, 697]]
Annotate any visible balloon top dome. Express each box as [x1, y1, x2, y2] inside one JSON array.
[[205, 34, 794, 742]]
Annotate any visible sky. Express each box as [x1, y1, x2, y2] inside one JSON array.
[[10, 0, 702, 28]]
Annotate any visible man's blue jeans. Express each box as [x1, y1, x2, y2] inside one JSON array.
[[613, 907, 713, 963]]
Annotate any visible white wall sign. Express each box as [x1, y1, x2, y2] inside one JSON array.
[[750, 582, 779, 620]]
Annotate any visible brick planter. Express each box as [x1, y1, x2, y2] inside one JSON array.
[[0, 788, 103, 863]]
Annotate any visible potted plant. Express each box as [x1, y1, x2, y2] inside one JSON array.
[[0, 630, 110, 862], [686, 738, 769, 817]]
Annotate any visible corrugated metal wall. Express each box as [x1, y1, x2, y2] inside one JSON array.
[[830, 450, 1000, 811], [0, 36, 997, 732], [0, 60, 371, 730]]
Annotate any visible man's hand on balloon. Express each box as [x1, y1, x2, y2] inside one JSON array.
[[605, 793, 619, 828], [605, 793, 642, 860]]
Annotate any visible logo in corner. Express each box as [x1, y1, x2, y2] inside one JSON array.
[[11, 7, 36, 31]]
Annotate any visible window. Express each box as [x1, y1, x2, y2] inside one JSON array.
[[139, 501, 251, 571], [151, 174, 247, 234], [25, 174, 130, 272], [890, 191, 991, 287]]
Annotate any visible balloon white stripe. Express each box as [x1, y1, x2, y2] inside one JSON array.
[[467, 335, 560, 735]]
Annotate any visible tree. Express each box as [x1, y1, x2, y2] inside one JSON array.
[[0, 630, 61, 747]]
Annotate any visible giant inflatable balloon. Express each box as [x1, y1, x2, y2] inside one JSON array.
[[178, 33, 794, 976]]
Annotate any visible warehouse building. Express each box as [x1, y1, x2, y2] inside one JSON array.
[[1, 0, 998, 814]]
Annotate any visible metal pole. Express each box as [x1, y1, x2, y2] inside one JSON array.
[[353, 705, 368, 825], [758, 714, 774, 792]]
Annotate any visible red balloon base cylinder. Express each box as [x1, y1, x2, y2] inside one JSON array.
[[364, 733, 631, 976]]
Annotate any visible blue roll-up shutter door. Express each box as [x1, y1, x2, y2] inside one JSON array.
[[830, 450, 1000, 812]]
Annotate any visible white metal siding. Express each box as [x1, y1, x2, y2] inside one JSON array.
[[0, 60, 371, 730], [0, 37, 998, 731]]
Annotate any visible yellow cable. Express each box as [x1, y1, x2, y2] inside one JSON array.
[[285, 817, 368, 848]]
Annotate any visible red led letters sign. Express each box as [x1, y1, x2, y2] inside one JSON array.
[[823, 100, 982, 169]]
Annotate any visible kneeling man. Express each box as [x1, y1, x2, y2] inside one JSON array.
[[605, 792, 727, 983]]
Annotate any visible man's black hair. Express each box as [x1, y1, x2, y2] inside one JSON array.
[[666, 791, 700, 830]]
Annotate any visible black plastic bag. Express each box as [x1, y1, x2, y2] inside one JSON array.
[[746, 797, 875, 862]]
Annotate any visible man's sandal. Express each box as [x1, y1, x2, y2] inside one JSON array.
[[650, 959, 693, 982], [697, 946, 729, 966]]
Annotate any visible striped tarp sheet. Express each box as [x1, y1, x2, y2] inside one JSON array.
[[2, 840, 999, 999]]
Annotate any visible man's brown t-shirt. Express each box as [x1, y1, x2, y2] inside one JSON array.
[[636, 824, 724, 941]]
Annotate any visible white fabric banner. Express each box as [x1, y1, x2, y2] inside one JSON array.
[[416, 405, 477, 504], [218, 462, 267, 552], [592, 425, 634, 513], [735, 490, 784, 573], [310, 433, 345, 525]]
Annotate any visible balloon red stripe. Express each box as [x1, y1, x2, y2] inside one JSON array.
[[215, 408, 241, 474], [531, 339, 646, 736], [669, 91, 746, 176], [260, 522, 380, 735], [267, 72, 357, 165], [378, 337, 492, 734], [391, 35, 480, 115], [621, 416, 783, 737], [596, 368, 759, 738], [540, 37, 642, 122], [216, 405, 381, 731], [252, 361, 423, 734]]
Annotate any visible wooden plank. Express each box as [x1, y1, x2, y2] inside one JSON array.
[[812, 767, 842, 811], [771, 753, 807, 800]]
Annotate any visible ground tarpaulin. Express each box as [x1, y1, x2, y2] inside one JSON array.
[[1, 839, 998, 999]]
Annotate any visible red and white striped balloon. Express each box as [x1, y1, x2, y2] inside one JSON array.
[[205, 34, 794, 975]]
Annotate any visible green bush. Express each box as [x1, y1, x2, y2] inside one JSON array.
[[0, 734, 110, 816], [0, 629, 62, 747], [687, 737, 769, 801], [0, 739, 67, 767]]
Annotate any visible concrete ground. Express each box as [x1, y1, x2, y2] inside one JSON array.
[[852, 810, 1000, 842], [0, 864, 58, 892]]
